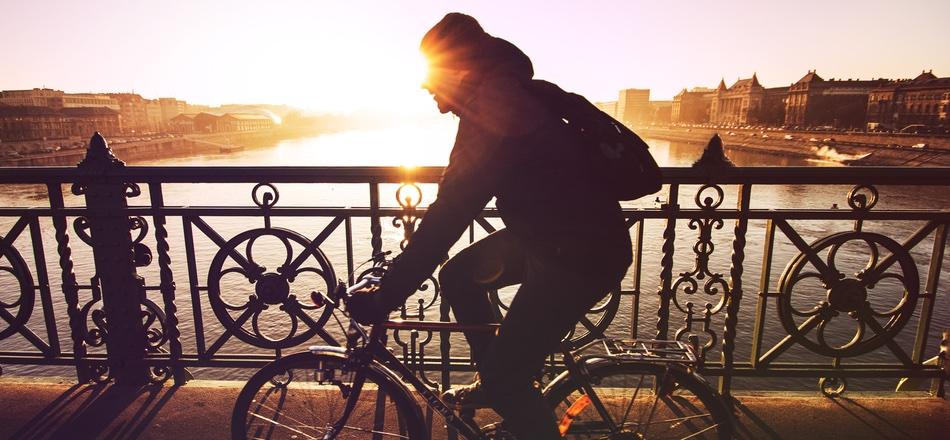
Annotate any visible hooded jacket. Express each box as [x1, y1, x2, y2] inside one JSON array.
[[378, 37, 630, 309]]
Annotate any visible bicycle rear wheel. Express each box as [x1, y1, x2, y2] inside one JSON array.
[[545, 362, 733, 440], [232, 351, 426, 440]]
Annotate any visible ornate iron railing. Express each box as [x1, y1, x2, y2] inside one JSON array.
[[0, 133, 947, 400]]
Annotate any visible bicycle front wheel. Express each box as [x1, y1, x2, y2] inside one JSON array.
[[232, 351, 427, 440], [545, 362, 733, 440]]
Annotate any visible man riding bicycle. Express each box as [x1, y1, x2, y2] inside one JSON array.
[[347, 13, 633, 439]]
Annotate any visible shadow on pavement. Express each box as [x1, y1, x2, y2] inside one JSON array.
[[11, 383, 178, 440]]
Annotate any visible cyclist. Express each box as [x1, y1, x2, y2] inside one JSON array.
[[347, 13, 633, 439]]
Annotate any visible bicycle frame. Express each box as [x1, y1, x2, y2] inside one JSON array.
[[319, 321, 495, 439]]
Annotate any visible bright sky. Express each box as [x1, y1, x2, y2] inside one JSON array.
[[2, 0, 948, 113]]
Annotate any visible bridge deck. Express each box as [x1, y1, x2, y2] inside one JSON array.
[[0, 378, 946, 439]]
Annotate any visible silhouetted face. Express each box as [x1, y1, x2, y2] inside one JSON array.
[[422, 66, 469, 114]]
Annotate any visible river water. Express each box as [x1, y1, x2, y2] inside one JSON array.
[[1, 121, 948, 391]]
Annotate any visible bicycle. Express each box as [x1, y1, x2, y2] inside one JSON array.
[[231, 260, 734, 440]]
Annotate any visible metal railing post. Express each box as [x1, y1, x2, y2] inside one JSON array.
[[74, 132, 149, 386]]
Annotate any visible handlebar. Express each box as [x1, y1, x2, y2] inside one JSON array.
[[311, 275, 382, 311], [345, 275, 382, 297]]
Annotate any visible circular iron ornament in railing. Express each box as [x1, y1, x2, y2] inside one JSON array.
[[89, 363, 112, 384], [694, 184, 725, 210], [847, 185, 879, 211], [0, 240, 35, 340], [819, 376, 847, 397], [395, 182, 423, 211], [129, 216, 149, 243], [141, 298, 168, 352], [73, 217, 94, 246], [207, 227, 337, 349], [489, 287, 620, 349], [777, 231, 919, 357], [124, 182, 142, 198], [79, 298, 108, 348], [251, 183, 280, 209]]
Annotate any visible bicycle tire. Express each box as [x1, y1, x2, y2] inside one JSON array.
[[544, 361, 733, 440], [232, 351, 428, 440]]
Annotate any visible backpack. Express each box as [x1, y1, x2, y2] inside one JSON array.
[[526, 79, 662, 201]]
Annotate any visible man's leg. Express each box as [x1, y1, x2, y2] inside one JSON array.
[[478, 253, 623, 440], [438, 228, 524, 362]]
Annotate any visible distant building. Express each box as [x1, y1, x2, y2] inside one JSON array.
[[784, 70, 889, 129], [710, 75, 759, 125], [649, 101, 673, 124], [159, 98, 187, 123], [61, 107, 122, 137], [0, 105, 68, 141], [146, 100, 164, 132], [594, 101, 617, 119], [671, 87, 714, 124], [616, 88, 650, 127], [0, 105, 120, 141], [710, 75, 787, 126], [867, 70, 950, 130], [1, 89, 121, 112], [169, 114, 196, 133], [0, 88, 65, 108], [218, 113, 274, 132], [762, 86, 789, 125], [62, 93, 120, 111], [942, 92, 949, 127], [191, 112, 274, 133], [107, 93, 152, 134]]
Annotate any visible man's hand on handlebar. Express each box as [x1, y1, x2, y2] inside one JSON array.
[[345, 283, 391, 325]]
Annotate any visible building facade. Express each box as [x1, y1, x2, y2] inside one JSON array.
[[616, 88, 650, 127], [169, 114, 196, 133], [594, 101, 618, 119], [866, 71, 950, 130], [784, 70, 889, 129], [0, 88, 65, 108], [710, 76, 761, 125], [62, 94, 120, 111], [0, 105, 69, 141], [190, 112, 274, 134], [0, 105, 120, 141], [218, 113, 274, 132], [159, 98, 186, 123], [671, 87, 714, 124], [61, 107, 122, 137], [107, 93, 153, 134]]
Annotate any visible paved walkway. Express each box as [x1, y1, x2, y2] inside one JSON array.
[[0, 377, 946, 439]]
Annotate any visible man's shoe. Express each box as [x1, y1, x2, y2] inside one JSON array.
[[441, 380, 490, 408], [480, 422, 518, 440]]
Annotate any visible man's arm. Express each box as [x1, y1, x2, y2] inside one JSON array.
[[376, 120, 500, 311]]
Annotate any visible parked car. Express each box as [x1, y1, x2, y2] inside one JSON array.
[[900, 124, 929, 134], [783, 134, 794, 140], [911, 143, 929, 149]]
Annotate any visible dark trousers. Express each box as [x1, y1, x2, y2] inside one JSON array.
[[438, 228, 630, 439]]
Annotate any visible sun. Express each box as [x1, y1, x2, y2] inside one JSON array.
[[276, 42, 434, 114]]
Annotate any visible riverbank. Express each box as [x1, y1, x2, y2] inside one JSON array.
[[0, 125, 329, 167], [639, 127, 950, 166]]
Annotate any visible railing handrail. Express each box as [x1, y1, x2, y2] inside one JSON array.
[[1, 165, 950, 185], [0, 134, 946, 397]]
